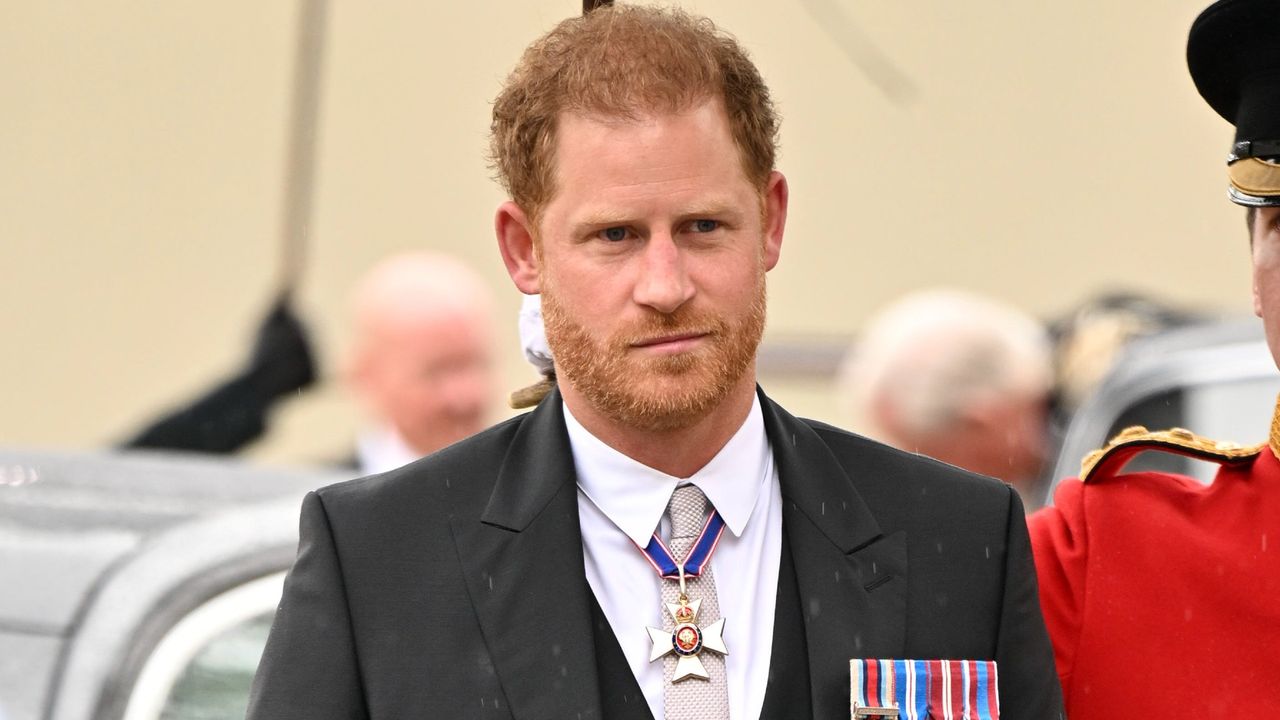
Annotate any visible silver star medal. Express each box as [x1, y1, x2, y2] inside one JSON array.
[[645, 566, 729, 682]]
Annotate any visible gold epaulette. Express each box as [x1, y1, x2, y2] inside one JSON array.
[[1080, 425, 1265, 482]]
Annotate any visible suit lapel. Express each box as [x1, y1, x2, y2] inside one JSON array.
[[761, 392, 907, 719], [451, 388, 907, 719], [452, 392, 605, 720]]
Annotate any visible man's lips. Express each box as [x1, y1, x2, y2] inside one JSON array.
[[631, 331, 710, 351]]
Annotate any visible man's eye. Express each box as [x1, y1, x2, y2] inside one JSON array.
[[691, 219, 719, 233], [601, 227, 629, 242]]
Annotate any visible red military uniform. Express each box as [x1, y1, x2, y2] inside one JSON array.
[[1029, 411, 1280, 718]]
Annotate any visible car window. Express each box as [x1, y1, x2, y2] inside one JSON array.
[[158, 613, 273, 719], [123, 573, 284, 720], [1098, 376, 1280, 482]]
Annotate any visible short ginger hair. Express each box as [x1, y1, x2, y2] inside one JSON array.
[[489, 5, 779, 221]]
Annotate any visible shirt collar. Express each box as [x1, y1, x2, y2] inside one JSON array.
[[564, 394, 772, 546], [356, 425, 423, 475]]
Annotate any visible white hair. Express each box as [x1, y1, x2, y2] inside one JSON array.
[[840, 289, 1052, 442], [344, 251, 495, 374]]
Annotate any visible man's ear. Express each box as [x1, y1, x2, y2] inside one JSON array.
[[1254, 268, 1264, 318], [1251, 209, 1265, 317], [340, 342, 380, 415], [761, 171, 788, 271], [958, 401, 996, 432], [496, 201, 541, 294]]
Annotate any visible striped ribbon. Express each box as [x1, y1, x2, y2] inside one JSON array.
[[636, 507, 726, 580], [850, 659, 999, 720]]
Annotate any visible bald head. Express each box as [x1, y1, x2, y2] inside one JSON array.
[[346, 252, 496, 456], [841, 289, 1052, 491]]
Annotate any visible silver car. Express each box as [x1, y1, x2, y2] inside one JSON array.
[[0, 450, 343, 720]]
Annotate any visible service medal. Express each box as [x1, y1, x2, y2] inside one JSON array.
[[636, 502, 731, 683], [646, 595, 729, 682]]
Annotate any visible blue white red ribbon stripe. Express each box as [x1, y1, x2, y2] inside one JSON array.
[[852, 659, 999, 720], [990, 662, 1000, 718], [980, 661, 999, 719], [637, 508, 727, 579], [949, 660, 962, 718], [897, 659, 929, 719]]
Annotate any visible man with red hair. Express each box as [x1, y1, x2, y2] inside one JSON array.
[[249, 7, 1061, 718]]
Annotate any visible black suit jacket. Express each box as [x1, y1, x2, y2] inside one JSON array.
[[247, 389, 1063, 719]]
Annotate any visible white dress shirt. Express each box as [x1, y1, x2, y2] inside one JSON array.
[[566, 396, 783, 720], [355, 426, 423, 476]]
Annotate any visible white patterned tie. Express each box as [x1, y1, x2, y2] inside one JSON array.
[[662, 484, 730, 720]]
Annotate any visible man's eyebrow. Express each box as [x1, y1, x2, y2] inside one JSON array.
[[566, 213, 637, 239], [569, 201, 747, 233], [675, 202, 743, 220], [572, 211, 635, 230]]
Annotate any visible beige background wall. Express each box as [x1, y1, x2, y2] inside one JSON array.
[[1, 0, 1252, 466]]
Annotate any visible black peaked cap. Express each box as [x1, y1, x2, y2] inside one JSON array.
[[1188, 0, 1280, 146]]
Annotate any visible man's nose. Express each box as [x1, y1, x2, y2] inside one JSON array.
[[438, 363, 489, 416], [632, 234, 694, 314]]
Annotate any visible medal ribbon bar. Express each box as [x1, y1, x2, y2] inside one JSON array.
[[850, 659, 999, 720]]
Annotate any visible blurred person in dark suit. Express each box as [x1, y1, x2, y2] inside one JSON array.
[[841, 289, 1054, 508], [1030, 1, 1280, 715], [123, 252, 496, 473]]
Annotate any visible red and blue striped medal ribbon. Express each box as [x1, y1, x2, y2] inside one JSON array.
[[850, 659, 1000, 720]]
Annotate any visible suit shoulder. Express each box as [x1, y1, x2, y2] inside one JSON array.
[[802, 417, 1010, 494], [799, 417, 1014, 515], [314, 412, 529, 515]]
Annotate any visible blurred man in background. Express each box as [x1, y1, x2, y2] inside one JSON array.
[[841, 289, 1054, 507], [123, 251, 497, 473], [1029, 0, 1280, 715], [342, 251, 496, 474]]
